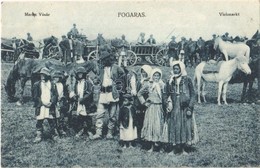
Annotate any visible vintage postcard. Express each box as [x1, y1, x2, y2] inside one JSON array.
[[1, 0, 259, 167]]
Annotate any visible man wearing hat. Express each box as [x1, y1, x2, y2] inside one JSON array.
[[70, 23, 79, 38], [146, 34, 156, 45], [59, 35, 71, 64], [118, 34, 130, 66], [212, 34, 217, 40], [168, 36, 179, 62], [27, 33, 33, 41], [91, 51, 125, 140], [178, 37, 189, 66], [69, 66, 95, 138], [32, 67, 59, 143]]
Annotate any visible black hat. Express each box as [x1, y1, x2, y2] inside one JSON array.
[[40, 67, 51, 76], [75, 67, 86, 74], [52, 71, 64, 78], [123, 94, 133, 100], [100, 51, 111, 60]]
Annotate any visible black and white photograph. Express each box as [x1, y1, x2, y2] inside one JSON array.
[[1, 0, 260, 167]]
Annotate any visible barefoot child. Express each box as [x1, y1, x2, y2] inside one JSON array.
[[119, 94, 137, 148]]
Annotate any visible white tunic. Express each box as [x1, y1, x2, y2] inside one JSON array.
[[56, 82, 64, 100], [37, 81, 53, 120], [55, 82, 64, 118], [76, 79, 87, 116], [99, 67, 119, 104]]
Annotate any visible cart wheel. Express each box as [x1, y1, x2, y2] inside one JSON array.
[[87, 50, 98, 61], [156, 49, 168, 66], [125, 50, 137, 66]]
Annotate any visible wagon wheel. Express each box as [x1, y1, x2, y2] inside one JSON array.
[[156, 49, 168, 66], [87, 50, 98, 61], [124, 50, 137, 66]]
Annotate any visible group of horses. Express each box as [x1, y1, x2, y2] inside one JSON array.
[[1, 36, 61, 62], [3, 30, 260, 107]]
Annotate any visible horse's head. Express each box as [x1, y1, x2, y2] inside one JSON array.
[[236, 56, 251, 75], [213, 37, 221, 50]]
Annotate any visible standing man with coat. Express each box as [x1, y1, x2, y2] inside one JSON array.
[[91, 51, 125, 140], [59, 35, 71, 64]]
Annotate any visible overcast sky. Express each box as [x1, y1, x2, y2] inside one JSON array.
[[1, 0, 259, 43]]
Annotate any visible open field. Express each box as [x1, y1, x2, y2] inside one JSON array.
[[1, 62, 260, 167]]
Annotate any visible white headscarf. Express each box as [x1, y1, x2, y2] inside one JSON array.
[[150, 68, 164, 98], [140, 65, 152, 83], [169, 60, 187, 84], [170, 60, 187, 76]]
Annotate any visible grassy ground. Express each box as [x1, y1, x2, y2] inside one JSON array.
[[1, 63, 260, 167]]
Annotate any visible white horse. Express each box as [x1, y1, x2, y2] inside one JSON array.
[[194, 56, 251, 105], [214, 37, 250, 62]]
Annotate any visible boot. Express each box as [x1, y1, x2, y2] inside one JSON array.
[[90, 128, 102, 140], [52, 129, 59, 141], [106, 129, 113, 139], [59, 129, 67, 136], [33, 131, 42, 143]]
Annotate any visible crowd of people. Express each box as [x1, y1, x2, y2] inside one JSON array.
[[8, 22, 251, 68], [6, 23, 258, 155], [32, 47, 200, 154]]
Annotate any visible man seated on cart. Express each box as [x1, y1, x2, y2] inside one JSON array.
[[146, 34, 156, 45], [137, 32, 146, 45]]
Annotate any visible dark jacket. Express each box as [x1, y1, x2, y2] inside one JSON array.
[[168, 41, 178, 58], [96, 64, 125, 100], [147, 38, 156, 45], [119, 105, 137, 129], [163, 76, 195, 111], [73, 79, 95, 112], [33, 80, 58, 116], [59, 39, 71, 51]]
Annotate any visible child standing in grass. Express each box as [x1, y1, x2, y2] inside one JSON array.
[[33, 67, 58, 143], [137, 68, 165, 152], [52, 70, 67, 137], [119, 94, 138, 148], [70, 66, 94, 138]]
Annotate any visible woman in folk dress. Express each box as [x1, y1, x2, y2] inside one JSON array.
[[138, 68, 165, 152], [164, 61, 199, 155]]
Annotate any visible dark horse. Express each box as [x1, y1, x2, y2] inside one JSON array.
[[5, 58, 100, 105], [42, 36, 60, 59], [229, 31, 260, 102]]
